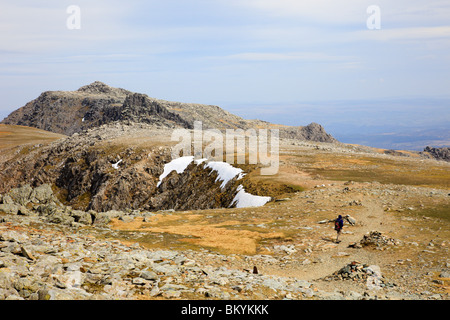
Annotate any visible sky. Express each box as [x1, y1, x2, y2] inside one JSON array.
[[1, 0, 449, 149]]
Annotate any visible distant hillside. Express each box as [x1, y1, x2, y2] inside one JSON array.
[[422, 146, 450, 162], [1, 81, 337, 143]]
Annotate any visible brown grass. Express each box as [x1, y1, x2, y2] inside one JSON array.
[[287, 152, 450, 189], [110, 214, 284, 254], [0, 124, 66, 152]]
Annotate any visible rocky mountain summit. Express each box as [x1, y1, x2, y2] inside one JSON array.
[[1, 81, 336, 143]]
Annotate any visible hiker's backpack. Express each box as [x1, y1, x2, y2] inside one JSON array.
[[335, 220, 341, 231]]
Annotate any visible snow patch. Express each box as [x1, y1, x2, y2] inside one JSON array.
[[157, 156, 194, 187], [232, 185, 271, 208], [204, 161, 245, 189], [194, 158, 208, 165], [112, 159, 122, 170]]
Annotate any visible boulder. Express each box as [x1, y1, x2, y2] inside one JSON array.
[[8, 185, 33, 206], [0, 230, 29, 243], [70, 210, 93, 225], [140, 270, 158, 281], [36, 203, 59, 216], [1, 195, 14, 205], [0, 203, 19, 215], [30, 184, 55, 204], [47, 211, 75, 225]]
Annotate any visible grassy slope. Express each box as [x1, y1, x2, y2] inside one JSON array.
[[0, 124, 66, 151]]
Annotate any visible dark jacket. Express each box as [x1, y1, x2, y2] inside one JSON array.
[[335, 215, 344, 230]]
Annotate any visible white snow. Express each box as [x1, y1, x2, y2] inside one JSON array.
[[231, 185, 271, 208], [204, 161, 245, 189], [112, 159, 122, 170], [157, 156, 194, 187], [156, 157, 270, 208], [194, 158, 208, 165]]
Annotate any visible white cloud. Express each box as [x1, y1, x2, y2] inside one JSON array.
[[224, 52, 355, 63], [228, 0, 450, 26], [0, 1, 136, 53], [356, 26, 450, 42], [226, 0, 366, 24]]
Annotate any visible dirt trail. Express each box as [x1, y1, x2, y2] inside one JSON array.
[[257, 197, 395, 281]]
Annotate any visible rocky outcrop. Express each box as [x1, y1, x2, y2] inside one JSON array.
[[1, 83, 191, 136], [281, 122, 336, 143], [0, 123, 258, 212], [422, 146, 450, 162], [152, 161, 240, 211], [103, 93, 192, 129], [2, 81, 337, 143]]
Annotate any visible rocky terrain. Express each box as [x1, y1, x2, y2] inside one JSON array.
[[0, 83, 449, 301], [0, 122, 256, 212], [0, 176, 448, 300]]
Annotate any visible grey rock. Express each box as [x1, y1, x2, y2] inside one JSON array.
[[262, 278, 286, 291], [162, 290, 181, 299], [21, 246, 36, 260], [92, 212, 111, 226], [0, 230, 29, 243], [160, 283, 189, 291], [46, 288, 92, 300], [38, 289, 52, 300], [17, 205, 32, 216], [0, 203, 19, 215], [5, 294, 25, 300], [47, 211, 74, 225], [140, 270, 158, 281], [292, 280, 312, 289], [1, 195, 14, 205], [119, 215, 134, 223], [71, 210, 93, 225], [132, 277, 147, 285], [36, 203, 58, 216], [30, 184, 55, 204], [13, 277, 43, 298], [8, 184, 33, 206], [152, 263, 179, 276], [344, 214, 356, 226], [64, 263, 81, 272]]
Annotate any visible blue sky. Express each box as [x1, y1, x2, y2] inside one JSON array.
[[1, 0, 449, 148]]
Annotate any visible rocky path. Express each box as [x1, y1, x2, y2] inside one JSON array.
[[1, 183, 448, 300]]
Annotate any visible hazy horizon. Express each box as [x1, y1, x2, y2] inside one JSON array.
[[1, 88, 448, 151], [1, 1, 449, 151]]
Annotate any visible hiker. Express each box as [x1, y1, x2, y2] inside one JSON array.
[[335, 215, 344, 243]]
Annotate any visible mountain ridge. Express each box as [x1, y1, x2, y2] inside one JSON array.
[[1, 81, 337, 143]]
